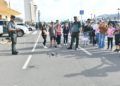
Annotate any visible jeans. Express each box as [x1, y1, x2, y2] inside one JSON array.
[[11, 33, 17, 53], [98, 33, 105, 48], [63, 34, 68, 44], [96, 33, 99, 45]]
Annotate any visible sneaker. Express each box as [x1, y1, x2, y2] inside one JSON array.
[[43, 46, 48, 48]]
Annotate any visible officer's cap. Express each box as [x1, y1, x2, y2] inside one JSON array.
[[10, 15, 15, 19]]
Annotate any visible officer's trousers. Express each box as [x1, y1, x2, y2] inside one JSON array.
[[11, 33, 17, 53], [70, 32, 79, 48]]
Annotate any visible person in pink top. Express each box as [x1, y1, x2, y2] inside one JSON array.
[[55, 20, 62, 46], [107, 23, 115, 50]]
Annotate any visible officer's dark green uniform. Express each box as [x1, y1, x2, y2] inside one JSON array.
[[8, 15, 18, 55]]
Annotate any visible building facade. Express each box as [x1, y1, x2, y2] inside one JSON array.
[[24, 0, 37, 23]]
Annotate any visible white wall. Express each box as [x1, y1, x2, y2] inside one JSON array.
[[24, 0, 37, 23]]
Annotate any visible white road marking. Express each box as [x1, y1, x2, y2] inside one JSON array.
[[79, 46, 92, 56], [22, 31, 41, 70], [32, 32, 40, 52], [22, 55, 32, 69]]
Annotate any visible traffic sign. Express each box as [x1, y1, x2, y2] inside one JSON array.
[[80, 10, 84, 15]]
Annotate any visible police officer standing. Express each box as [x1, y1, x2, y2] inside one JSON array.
[[8, 15, 19, 55]]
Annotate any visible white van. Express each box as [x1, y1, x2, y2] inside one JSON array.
[[0, 20, 30, 37], [0, 20, 9, 36]]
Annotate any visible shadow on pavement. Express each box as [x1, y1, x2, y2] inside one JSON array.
[[64, 52, 120, 78], [0, 44, 120, 78], [18, 42, 43, 45]]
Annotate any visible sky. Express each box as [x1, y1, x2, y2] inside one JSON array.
[[5, 0, 120, 22]]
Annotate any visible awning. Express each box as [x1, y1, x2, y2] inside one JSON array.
[[6, 8, 21, 15], [0, 0, 8, 7], [0, 0, 21, 16], [0, 6, 21, 16]]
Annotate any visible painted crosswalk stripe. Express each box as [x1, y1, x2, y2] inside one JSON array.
[[79, 46, 92, 56], [22, 31, 41, 70]]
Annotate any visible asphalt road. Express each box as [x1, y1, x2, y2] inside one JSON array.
[[0, 30, 120, 86]]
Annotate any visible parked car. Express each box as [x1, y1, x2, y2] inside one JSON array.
[[28, 25, 36, 31], [17, 23, 36, 31], [0, 20, 30, 37], [16, 23, 30, 37], [0, 20, 9, 37]]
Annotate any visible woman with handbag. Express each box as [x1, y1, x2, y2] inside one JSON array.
[[41, 22, 48, 48]]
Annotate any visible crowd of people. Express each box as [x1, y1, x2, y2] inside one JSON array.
[[7, 15, 120, 55], [39, 16, 81, 50], [82, 19, 120, 52], [39, 16, 120, 52]]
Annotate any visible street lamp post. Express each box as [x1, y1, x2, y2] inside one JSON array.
[[38, 10, 40, 22], [38, 10, 40, 29], [38, 10, 40, 23], [117, 8, 120, 21], [34, 5, 37, 22]]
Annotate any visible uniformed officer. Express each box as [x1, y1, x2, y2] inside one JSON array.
[[67, 16, 81, 50], [8, 15, 18, 55]]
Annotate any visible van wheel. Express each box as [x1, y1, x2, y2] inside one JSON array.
[[17, 30, 24, 37]]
